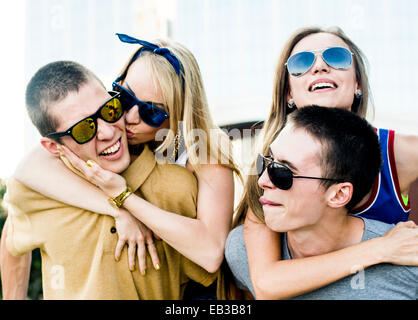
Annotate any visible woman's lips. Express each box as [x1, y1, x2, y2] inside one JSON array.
[[308, 79, 338, 92], [310, 86, 336, 93], [126, 129, 135, 138], [259, 196, 281, 206]]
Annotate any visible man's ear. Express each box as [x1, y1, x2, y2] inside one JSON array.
[[40, 137, 62, 157], [326, 182, 353, 209]]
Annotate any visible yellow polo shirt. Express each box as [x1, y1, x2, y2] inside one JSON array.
[[5, 145, 216, 299]]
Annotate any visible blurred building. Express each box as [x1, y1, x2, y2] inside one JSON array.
[[6, 0, 415, 182], [24, 0, 418, 144]]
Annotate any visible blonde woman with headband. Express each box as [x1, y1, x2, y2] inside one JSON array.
[[225, 26, 418, 299], [14, 34, 241, 299]]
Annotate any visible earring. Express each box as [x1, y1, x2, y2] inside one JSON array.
[[288, 99, 296, 109], [355, 89, 362, 99]]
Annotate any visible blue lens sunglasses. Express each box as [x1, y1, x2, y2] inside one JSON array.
[[112, 81, 169, 128], [286, 46, 353, 77]]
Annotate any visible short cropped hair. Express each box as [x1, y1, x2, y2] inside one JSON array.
[[25, 60, 103, 137], [288, 106, 382, 210]]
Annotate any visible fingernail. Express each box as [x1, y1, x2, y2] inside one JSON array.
[[86, 160, 94, 167], [115, 257, 120, 262], [131, 266, 135, 271], [155, 264, 160, 270], [142, 269, 146, 276]]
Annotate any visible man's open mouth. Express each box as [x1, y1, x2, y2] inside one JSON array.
[[100, 138, 121, 156]]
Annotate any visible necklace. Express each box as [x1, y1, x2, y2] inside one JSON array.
[[171, 133, 180, 161]]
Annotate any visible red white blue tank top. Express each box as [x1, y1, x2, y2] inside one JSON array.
[[351, 128, 410, 224]]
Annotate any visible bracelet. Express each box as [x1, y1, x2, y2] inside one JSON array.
[[108, 186, 133, 208]]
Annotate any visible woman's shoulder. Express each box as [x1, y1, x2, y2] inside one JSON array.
[[394, 131, 418, 148], [391, 130, 418, 193], [392, 131, 418, 168]]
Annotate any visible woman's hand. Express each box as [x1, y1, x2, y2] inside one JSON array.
[[115, 209, 161, 274], [380, 220, 418, 266], [58, 145, 127, 197], [58, 145, 162, 273]]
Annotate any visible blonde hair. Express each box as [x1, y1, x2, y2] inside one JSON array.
[[233, 26, 373, 226], [117, 39, 242, 180]]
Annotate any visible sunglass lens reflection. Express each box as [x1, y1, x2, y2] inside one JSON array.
[[287, 51, 315, 76], [101, 98, 124, 122], [72, 118, 97, 143], [256, 154, 266, 177], [322, 47, 352, 70]]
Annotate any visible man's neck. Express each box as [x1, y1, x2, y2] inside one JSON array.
[[286, 210, 365, 259]]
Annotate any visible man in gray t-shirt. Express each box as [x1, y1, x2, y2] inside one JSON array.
[[225, 107, 418, 300], [226, 218, 418, 299]]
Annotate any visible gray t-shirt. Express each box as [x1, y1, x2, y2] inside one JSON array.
[[225, 217, 418, 300]]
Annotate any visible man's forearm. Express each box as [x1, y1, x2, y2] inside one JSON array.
[[1, 220, 31, 299]]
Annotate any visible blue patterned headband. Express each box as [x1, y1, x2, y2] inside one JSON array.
[[114, 33, 182, 83]]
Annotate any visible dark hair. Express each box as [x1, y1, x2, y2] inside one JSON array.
[[288, 106, 382, 210], [25, 60, 103, 137]]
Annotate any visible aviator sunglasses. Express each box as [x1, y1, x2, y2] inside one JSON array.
[[256, 154, 343, 190], [46, 91, 124, 144], [285, 46, 353, 77], [112, 81, 169, 128]]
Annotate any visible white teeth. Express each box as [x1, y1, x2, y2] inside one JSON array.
[[311, 82, 336, 91], [101, 140, 120, 156]]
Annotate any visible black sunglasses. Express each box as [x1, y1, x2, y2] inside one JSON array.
[[46, 91, 124, 144], [256, 154, 343, 190], [112, 81, 169, 128]]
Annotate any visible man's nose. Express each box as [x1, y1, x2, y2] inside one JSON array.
[[258, 168, 275, 190], [96, 118, 116, 141]]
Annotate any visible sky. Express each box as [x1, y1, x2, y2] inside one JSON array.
[[0, 2, 26, 179], [1, 0, 417, 179]]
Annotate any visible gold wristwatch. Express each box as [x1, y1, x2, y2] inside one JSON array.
[[108, 186, 133, 208]]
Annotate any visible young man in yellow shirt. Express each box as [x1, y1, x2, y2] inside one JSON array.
[[1, 61, 215, 299]]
